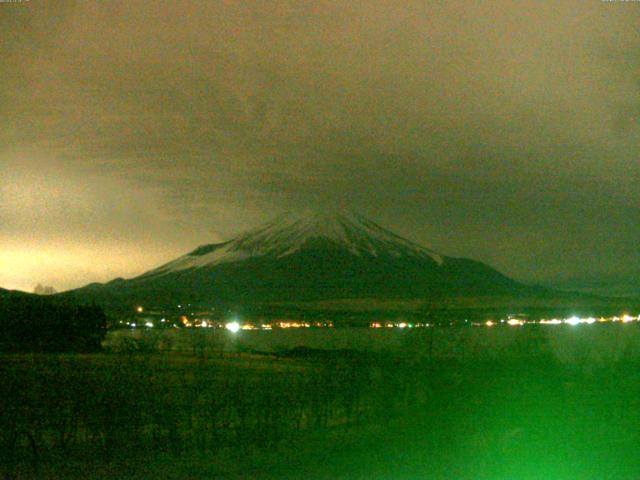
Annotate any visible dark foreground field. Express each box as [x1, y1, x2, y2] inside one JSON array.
[[2, 330, 640, 479]]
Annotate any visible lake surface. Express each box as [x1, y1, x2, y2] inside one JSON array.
[[105, 323, 640, 365]]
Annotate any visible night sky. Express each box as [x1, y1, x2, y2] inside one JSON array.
[[1, 1, 639, 293]]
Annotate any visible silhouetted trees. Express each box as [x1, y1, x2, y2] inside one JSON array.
[[33, 284, 56, 295], [0, 295, 107, 352]]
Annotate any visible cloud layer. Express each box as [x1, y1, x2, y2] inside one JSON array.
[[2, 0, 640, 291]]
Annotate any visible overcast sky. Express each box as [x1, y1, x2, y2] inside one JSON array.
[[1, 0, 639, 292]]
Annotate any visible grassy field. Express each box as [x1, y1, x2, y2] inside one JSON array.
[[2, 329, 640, 479]]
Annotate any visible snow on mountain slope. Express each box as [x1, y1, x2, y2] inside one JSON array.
[[139, 212, 443, 278]]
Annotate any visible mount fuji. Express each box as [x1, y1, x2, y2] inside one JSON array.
[[67, 212, 531, 308]]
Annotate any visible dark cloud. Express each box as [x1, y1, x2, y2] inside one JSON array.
[[2, 0, 640, 291]]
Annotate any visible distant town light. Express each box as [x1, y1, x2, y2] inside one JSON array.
[[540, 319, 562, 325], [565, 316, 581, 326], [485, 320, 494, 327], [145, 322, 153, 328], [136, 306, 144, 313], [226, 321, 240, 333]]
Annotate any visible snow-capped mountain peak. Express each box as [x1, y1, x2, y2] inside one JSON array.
[[140, 212, 443, 278]]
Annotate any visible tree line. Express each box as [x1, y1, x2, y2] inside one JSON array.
[[0, 294, 107, 352]]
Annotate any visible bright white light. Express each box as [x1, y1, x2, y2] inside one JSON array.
[[565, 316, 580, 326], [225, 321, 240, 333], [131, 323, 136, 328], [622, 315, 634, 323], [507, 319, 523, 326], [398, 322, 407, 328], [145, 322, 153, 328], [585, 317, 596, 325], [136, 306, 144, 313], [485, 320, 494, 327]]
